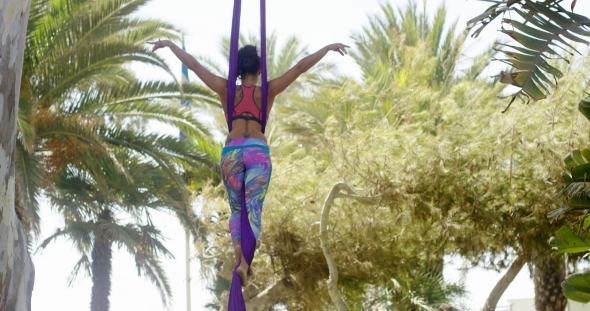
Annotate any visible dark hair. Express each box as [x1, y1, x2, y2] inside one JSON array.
[[237, 45, 260, 78]]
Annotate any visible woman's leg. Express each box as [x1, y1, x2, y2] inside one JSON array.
[[220, 149, 248, 282], [222, 140, 272, 288], [243, 146, 272, 247], [232, 146, 272, 283]]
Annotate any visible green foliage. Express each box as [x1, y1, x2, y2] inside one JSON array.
[[468, 0, 590, 104], [350, 1, 470, 93], [470, 1, 590, 306], [38, 149, 182, 307], [552, 146, 590, 217], [550, 225, 590, 255], [355, 272, 465, 310], [196, 2, 590, 310], [18, 0, 217, 234], [577, 97, 590, 121], [563, 270, 590, 303], [23, 0, 222, 307]]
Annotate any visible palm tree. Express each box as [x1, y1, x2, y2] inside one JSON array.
[[278, 0, 495, 145], [350, 1, 468, 93], [358, 271, 463, 310], [38, 149, 188, 311], [16, 0, 218, 235]]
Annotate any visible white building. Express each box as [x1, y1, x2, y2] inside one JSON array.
[[496, 298, 590, 311]]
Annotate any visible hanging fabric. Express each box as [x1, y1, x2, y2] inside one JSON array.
[[227, 1, 268, 310], [226, 0, 268, 134]]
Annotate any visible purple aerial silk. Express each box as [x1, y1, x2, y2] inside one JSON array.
[[227, 0, 268, 134], [227, 189, 256, 311], [227, 0, 268, 310], [260, 0, 268, 133], [226, 0, 240, 134]]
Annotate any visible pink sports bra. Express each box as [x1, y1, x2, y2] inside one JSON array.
[[225, 85, 266, 125]]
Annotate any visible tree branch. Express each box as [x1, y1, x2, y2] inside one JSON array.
[[293, 248, 322, 257], [480, 253, 528, 311], [245, 278, 290, 311], [320, 183, 379, 311]]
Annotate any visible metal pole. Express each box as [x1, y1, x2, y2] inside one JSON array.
[[180, 35, 192, 311], [185, 228, 192, 311]]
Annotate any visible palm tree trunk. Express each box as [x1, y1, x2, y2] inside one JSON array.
[[0, 0, 35, 310], [90, 210, 113, 311], [533, 254, 567, 311]]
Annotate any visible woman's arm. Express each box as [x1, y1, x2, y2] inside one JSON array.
[[268, 43, 349, 98], [148, 40, 227, 95]]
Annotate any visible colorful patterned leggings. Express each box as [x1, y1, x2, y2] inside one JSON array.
[[220, 138, 272, 243]]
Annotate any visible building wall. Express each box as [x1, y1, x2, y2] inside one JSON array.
[[501, 299, 590, 311]]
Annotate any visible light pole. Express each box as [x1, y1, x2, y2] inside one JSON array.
[[179, 36, 192, 311]]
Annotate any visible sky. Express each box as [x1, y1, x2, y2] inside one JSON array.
[[30, 0, 590, 311]]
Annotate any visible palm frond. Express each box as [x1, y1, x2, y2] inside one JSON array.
[[180, 82, 220, 108], [134, 250, 172, 307], [279, 95, 332, 139], [17, 96, 36, 152], [195, 53, 227, 77], [428, 4, 447, 56], [469, 0, 590, 103], [467, 1, 521, 38], [137, 224, 174, 257], [67, 254, 92, 286], [68, 80, 213, 138], [36, 222, 94, 254], [103, 129, 209, 205], [37, 115, 129, 180], [35, 42, 172, 104], [27, 0, 49, 37], [101, 222, 142, 253], [15, 141, 42, 234], [111, 18, 180, 43], [350, 0, 465, 91], [42, 0, 153, 49]]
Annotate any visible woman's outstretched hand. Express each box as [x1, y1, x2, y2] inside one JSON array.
[[147, 39, 172, 52], [328, 43, 350, 56]]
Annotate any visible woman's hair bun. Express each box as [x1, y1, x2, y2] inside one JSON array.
[[237, 45, 261, 78]]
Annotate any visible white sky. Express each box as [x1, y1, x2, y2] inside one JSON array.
[[31, 0, 590, 311]]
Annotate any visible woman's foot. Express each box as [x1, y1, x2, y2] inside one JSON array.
[[234, 243, 254, 276], [236, 258, 249, 287]]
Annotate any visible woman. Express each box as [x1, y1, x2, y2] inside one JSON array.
[[149, 39, 349, 285]]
